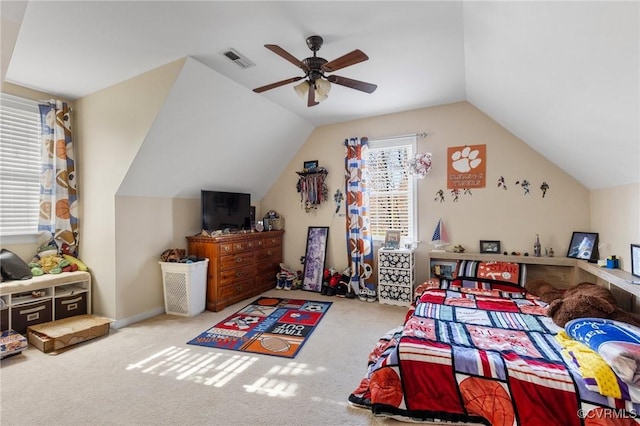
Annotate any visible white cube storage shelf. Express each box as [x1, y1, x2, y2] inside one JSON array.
[[378, 248, 415, 307], [160, 259, 209, 317], [0, 271, 91, 335]]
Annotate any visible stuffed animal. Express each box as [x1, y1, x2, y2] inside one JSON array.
[[562, 281, 619, 306], [160, 249, 185, 262], [29, 255, 78, 276], [545, 282, 640, 328], [525, 279, 566, 303]]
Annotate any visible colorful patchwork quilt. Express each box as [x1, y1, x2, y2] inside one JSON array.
[[350, 285, 640, 425]]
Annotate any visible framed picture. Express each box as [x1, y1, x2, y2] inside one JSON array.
[[302, 226, 329, 292], [567, 232, 599, 262], [384, 230, 401, 249], [303, 160, 318, 170], [631, 244, 640, 278], [479, 240, 501, 254]]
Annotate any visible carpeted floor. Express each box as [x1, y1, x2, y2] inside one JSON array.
[[0, 288, 408, 426]]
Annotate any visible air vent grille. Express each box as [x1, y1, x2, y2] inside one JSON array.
[[222, 48, 255, 69]]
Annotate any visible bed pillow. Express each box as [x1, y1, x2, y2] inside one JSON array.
[[0, 249, 33, 281], [456, 260, 527, 287], [565, 318, 640, 387], [442, 278, 527, 298]]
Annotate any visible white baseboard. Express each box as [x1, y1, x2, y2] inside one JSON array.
[[110, 306, 165, 329]]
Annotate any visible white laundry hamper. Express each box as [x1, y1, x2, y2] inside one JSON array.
[[159, 259, 209, 317]]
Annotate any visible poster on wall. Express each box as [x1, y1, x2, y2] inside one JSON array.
[[447, 144, 486, 189]]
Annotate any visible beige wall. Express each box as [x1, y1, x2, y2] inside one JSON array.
[[115, 196, 200, 322], [74, 58, 185, 323], [590, 183, 640, 271], [261, 102, 592, 283]]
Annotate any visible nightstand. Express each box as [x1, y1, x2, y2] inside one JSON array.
[[378, 248, 415, 306]]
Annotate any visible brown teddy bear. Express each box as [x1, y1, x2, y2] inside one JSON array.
[[545, 282, 640, 328], [524, 279, 566, 303]]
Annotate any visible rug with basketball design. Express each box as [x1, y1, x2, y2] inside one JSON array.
[[187, 297, 332, 358]]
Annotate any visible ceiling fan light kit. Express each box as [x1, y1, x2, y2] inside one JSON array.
[[253, 35, 377, 107]]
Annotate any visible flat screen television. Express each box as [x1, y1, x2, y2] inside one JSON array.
[[201, 190, 251, 232]]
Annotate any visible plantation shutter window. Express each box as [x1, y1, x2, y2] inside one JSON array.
[[0, 93, 41, 237], [367, 136, 417, 241]]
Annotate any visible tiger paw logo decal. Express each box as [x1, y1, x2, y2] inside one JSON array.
[[447, 144, 486, 190], [451, 146, 482, 173]]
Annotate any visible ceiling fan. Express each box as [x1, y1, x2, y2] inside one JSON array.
[[253, 35, 377, 107]]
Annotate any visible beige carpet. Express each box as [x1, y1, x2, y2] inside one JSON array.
[[0, 289, 409, 426]]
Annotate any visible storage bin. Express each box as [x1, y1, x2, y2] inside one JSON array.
[[55, 292, 88, 320], [11, 299, 53, 334], [160, 259, 209, 317]]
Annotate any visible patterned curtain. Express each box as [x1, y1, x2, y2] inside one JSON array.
[[38, 101, 79, 256], [344, 137, 374, 295]]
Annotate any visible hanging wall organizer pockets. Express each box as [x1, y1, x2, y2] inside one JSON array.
[[296, 167, 328, 212]]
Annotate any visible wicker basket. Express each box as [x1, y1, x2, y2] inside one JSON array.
[[271, 217, 284, 230]]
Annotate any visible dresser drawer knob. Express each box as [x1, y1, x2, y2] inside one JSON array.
[[236, 271, 243, 277], [236, 257, 243, 263]]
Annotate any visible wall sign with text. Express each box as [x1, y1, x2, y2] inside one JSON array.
[[447, 144, 486, 189]]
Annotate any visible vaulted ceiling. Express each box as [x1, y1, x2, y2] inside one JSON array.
[[3, 1, 638, 190]]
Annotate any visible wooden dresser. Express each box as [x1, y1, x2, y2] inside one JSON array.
[[186, 230, 283, 312]]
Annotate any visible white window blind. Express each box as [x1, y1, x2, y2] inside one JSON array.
[[0, 93, 41, 237], [366, 136, 417, 241]]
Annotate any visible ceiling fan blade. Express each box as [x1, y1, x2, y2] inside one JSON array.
[[308, 83, 319, 107], [265, 44, 309, 72], [327, 75, 377, 93], [322, 49, 369, 73], [253, 76, 303, 93]]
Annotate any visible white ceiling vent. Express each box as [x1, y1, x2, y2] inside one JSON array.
[[221, 48, 255, 69]]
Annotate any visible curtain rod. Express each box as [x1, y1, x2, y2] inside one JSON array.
[[368, 132, 428, 143]]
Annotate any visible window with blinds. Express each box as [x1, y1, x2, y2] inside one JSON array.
[[0, 94, 41, 238], [366, 136, 417, 241]]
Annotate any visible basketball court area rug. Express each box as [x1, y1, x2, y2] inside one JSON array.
[[187, 297, 332, 358]]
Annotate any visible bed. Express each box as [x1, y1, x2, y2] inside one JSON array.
[[349, 260, 640, 425]]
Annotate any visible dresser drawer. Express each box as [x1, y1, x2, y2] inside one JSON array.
[[379, 268, 414, 285], [219, 240, 256, 254], [255, 247, 280, 262], [55, 292, 88, 320], [218, 265, 254, 286], [218, 278, 254, 301], [379, 283, 414, 307], [379, 251, 414, 268], [219, 252, 254, 270], [261, 236, 281, 248], [257, 258, 281, 275], [12, 299, 53, 334]]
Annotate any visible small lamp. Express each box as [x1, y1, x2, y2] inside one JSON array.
[[315, 78, 331, 96], [293, 80, 310, 98]]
